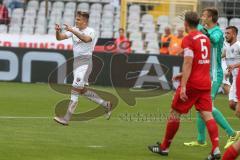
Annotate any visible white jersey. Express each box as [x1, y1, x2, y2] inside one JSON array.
[[65, 27, 98, 58], [224, 41, 240, 77]]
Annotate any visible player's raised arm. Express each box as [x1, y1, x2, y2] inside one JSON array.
[[64, 24, 92, 43], [55, 24, 69, 41]]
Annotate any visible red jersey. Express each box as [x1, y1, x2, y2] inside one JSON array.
[[237, 69, 240, 101], [181, 31, 211, 90]]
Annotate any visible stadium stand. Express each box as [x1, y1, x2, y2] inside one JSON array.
[[1, 0, 240, 54]]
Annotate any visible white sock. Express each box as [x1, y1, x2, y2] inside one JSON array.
[[64, 100, 78, 122], [83, 90, 108, 107]]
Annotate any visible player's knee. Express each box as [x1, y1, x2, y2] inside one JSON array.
[[199, 111, 213, 121], [169, 109, 181, 121], [72, 78, 88, 94], [71, 92, 79, 102], [229, 101, 236, 111]]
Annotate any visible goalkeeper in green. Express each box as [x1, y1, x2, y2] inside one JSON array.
[[184, 8, 240, 150]]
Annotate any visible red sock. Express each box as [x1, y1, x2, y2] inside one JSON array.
[[206, 119, 219, 153], [161, 117, 180, 150], [222, 145, 239, 160]]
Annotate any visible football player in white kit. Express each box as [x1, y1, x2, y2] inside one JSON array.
[[53, 11, 112, 125], [224, 26, 240, 111], [221, 42, 231, 95]]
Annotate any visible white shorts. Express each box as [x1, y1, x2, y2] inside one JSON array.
[[229, 77, 238, 102], [222, 59, 231, 86], [72, 56, 92, 88]]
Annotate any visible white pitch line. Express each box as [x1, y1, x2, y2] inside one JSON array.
[[0, 116, 50, 119], [0, 116, 239, 121], [87, 145, 104, 148]]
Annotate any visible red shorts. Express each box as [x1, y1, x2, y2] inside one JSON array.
[[172, 86, 212, 114], [237, 69, 240, 102]]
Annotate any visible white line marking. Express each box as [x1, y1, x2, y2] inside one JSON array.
[[87, 145, 104, 148], [0, 116, 50, 119]]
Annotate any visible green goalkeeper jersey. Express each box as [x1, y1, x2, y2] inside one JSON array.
[[198, 24, 224, 82]]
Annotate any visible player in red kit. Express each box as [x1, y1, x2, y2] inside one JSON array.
[[222, 63, 240, 160], [147, 11, 220, 160]]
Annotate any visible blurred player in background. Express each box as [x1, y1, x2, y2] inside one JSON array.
[[53, 11, 112, 125], [223, 26, 240, 112], [184, 8, 240, 149], [222, 62, 240, 160], [221, 42, 231, 95], [148, 11, 221, 160]]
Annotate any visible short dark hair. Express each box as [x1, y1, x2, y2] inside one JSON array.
[[203, 8, 218, 23], [184, 11, 200, 28], [119, 28, 124, 32], [226, 26, 238, 35], [77, 11, 89, 21]]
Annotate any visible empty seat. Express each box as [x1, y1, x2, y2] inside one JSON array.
[[53, 1, 64, 10], [142, 23, 155, 33], [35, 26, 46, 34], [127, 23, 140, 33], [25, 9, 37, 18], [129, 32, 142, 41], [0, 25, 7, 33], [103, 4, 114, 12], [12, 8, 24, 18], [101, 31, 113, 38], [40, 1, 51, 9], [9, 26, 21, 34], [145, 33, 158, 42], [22, 26, 34, 34], [77, 3, 89, 12], [141, 14, 154, 24], [218, 17, 228, 28], [146, 41, 159, 54], [157, 16, 169, 25], [23, 17, 35, 27], [27, 0, 39, 10], [91, 3, 102, 11], [65, 2, 76, 10], [129, 5, 140, 13], [131, 40, 145, 54]]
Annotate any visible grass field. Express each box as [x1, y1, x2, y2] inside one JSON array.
[[0, 82, 239, 160]]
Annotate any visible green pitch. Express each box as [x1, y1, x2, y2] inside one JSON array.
[[0, 82, 239, 160]]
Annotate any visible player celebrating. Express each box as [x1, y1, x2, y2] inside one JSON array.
[[222, 63, 240, 160], [184, 8, 240, 149], [53, 11, 112, 125], [148, 11, 221, 160]]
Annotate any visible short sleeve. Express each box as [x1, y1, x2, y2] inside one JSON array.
[[181, 36, 194, 57], [181, 36, 193, 50], [88, 29, 95, 41]]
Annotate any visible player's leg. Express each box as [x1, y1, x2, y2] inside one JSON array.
[[200, 111, 221, 160], [148, 109, 181, 156], [183, 81, 221, 147], [229, 78, 237, 110], [148, 87, 194, 156], [222, 140, 240, 160], [195, 90, 220, 159], [222, 78, 240, 148], [183, 111, 207, 147], [209, 79, 239, 149], [75, 64, 112, 119]]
